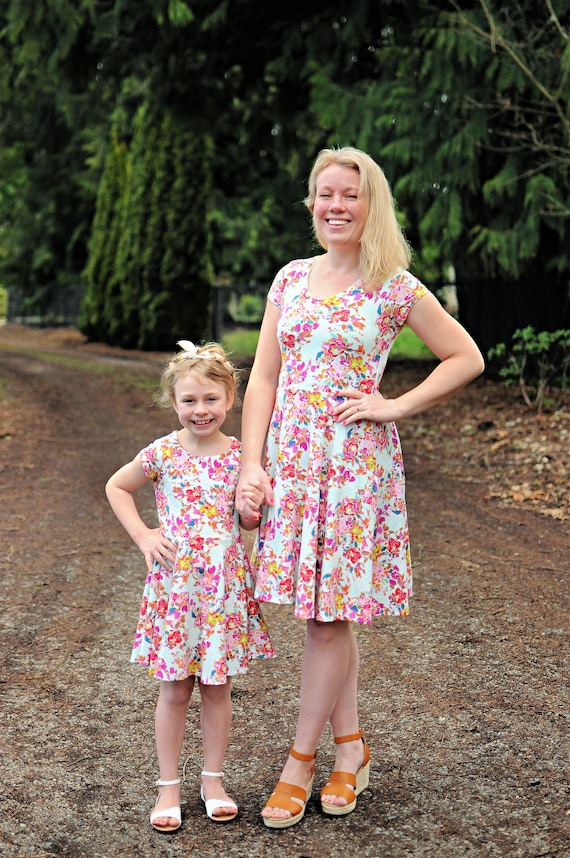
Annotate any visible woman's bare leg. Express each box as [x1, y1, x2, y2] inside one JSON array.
[[262, 619, 358, 820], [321, 624, 366, 807]]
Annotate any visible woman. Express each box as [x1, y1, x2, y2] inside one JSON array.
[[235, 147, 484, 828]]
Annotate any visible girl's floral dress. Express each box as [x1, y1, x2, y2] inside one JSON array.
[[251, 258, 428, 624], [131, 433, 274, 683]]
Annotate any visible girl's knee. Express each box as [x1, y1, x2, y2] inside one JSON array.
[[199, 679, 232, 702]]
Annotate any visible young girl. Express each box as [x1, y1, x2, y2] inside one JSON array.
[[106, 340, 274, 833]]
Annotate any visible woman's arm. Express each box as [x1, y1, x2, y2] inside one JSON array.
[[235, 300, 282, 513], [337, 292, 485, 424]]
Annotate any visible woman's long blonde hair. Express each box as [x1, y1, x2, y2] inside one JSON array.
[[304, 147, 411, 288]]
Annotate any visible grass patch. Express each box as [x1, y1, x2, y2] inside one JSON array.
[[0, 287, 6, 320], [389, 326, 434, 361], [223, 325, 433, 361], [222, 328, 260, 357]]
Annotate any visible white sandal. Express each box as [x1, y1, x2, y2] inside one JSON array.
[[200, 770, 238, 822], [149, 778, 182, 833]]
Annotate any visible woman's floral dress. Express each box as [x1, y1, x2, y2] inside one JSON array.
[[131, 433, 274, 683], [251, 258, 428, 624]]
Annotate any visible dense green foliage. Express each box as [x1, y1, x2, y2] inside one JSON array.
[[0, 0, 568, 352], [488, 326, 570, 411]]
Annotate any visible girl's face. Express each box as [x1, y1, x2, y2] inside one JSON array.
[[312, 164, 367, 248], [172, 371, 233, 438]]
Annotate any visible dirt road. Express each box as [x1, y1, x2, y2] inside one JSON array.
[[1, 325, 568, 857]]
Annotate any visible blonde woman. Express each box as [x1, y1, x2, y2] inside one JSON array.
[[236, 147, 484, 828]]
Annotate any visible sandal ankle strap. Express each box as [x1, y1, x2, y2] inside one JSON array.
[[333, 730, 363, 745], [201, 770, 224, 778], [290, 747, 316, 762], [156, 778, 181, 786]]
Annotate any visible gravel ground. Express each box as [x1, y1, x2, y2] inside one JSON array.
[[0, 325, 568, 858]]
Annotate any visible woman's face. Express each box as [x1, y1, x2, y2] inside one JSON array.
[[312, 164, 367, 249]]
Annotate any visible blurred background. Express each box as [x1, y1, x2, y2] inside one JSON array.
[[0, 0, 568, 380]]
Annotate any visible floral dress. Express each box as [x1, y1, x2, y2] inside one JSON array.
[[251, 258, 428, 624], [131, 433, 274, 683]]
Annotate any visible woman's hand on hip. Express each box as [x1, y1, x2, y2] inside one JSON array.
[[334, 388, 403, 425]]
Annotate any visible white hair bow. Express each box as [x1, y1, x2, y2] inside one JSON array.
[[177, 340, 213, 359]]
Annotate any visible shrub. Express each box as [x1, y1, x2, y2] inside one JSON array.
[[488, 326, 570, 412]]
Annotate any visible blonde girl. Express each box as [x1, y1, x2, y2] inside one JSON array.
[[106, 341, 274, 832]]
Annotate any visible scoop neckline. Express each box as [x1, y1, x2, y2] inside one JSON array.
[[173, 431, 236, 458], [304, 257, 363, 302]]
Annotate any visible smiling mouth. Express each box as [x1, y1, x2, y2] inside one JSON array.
[[327, 219, 350, 226], [193, 418, 213, 425]]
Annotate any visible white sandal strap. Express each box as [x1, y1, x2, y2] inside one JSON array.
[[201, 770, 224, 777], [150, 805, 182, 825], [156, 778, 181, 786]]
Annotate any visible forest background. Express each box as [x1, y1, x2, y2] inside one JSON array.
[[0, 0, 569, 361]]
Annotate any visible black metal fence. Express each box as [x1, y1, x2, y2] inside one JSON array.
[[6, 283, 85, 327]]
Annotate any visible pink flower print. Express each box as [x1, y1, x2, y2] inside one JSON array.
[[189, 536, 205, 551], [340, 497, 359, 517], [322, 337, 345, 359], [359, 378, 376, 394], [331, 308, 351, 324], [184, 486, 201, 503], [214, 659, 228, 678], [139, 596, 148, 617], [392, 587, 407, 604], [225, 613, 240, 630], [156, 598, 169, 617], [346, 546, 361, 564], [167, 629, 183, 647], [387, 538, 402, 555], [282, 332, 296, 349], [278, 577, 293, 597], [282, 491, 301, 516], [343, 437, 360, 461], [281, 462, 296, 480]]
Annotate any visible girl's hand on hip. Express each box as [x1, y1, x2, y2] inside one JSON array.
[[136, 528, 177, 573]]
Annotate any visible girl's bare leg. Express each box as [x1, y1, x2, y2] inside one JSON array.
[[199, 679, 236, 815], [262, 619, 358, 820], [153, 676, 194, 825]]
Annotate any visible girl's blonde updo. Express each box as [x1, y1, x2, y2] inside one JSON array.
[[156, 341, 239, 409]]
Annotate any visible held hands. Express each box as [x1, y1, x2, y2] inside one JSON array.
[[236, 464, 274, 524], [333, 388, 403, 425], [135, 527, 177, 573]]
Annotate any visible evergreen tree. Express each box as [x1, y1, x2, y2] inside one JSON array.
[[78, 130, 128, 340], [139, 112, 213, 350]]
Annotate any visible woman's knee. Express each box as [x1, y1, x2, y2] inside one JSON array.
[[159, 676, 194, 705], [307, 618, 352, 646]]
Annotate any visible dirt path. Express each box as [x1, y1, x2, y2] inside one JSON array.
[[0, 325, 568, 858]]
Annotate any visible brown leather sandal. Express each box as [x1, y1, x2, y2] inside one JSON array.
[[320, 730, 370, 816], [262, 748, 316, 829]]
